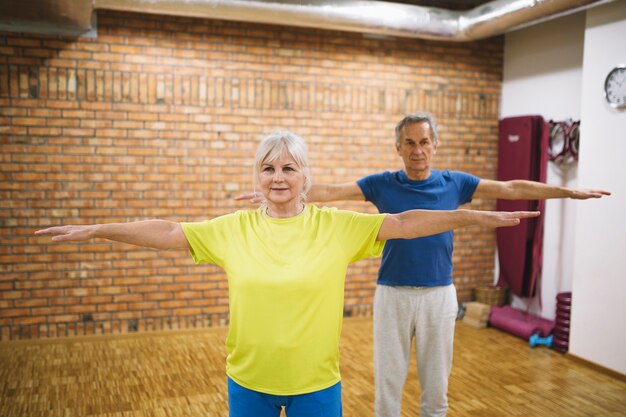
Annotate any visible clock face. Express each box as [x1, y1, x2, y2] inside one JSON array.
[[604, 66, 626, 108]]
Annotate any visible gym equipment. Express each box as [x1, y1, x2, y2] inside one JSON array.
[[489, 305, 555, 340], [553, 292, 572, 353], [548, 119, 579, 164], [496, 116, 549, 298], [529, 333, 553, 348]]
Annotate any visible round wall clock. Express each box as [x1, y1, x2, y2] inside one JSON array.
[[604, 65, 626, 108]]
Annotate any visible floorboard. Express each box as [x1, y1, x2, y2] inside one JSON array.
[[1, 317, 624, 416]]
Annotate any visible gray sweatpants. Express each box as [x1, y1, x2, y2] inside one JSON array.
[[374, 284, 458, 417]]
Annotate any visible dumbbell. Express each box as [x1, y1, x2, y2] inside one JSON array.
[[529, 333, 553, 348]]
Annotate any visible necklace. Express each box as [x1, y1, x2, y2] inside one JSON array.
[[265, 203, 305, 218]]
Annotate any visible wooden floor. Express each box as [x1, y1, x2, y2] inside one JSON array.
[[1, 317, 625, 416]]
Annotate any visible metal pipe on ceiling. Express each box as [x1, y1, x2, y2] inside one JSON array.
[[93, 0, 614, 41]]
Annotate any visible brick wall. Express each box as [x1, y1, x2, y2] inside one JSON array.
[[0, 10, 503, 340]]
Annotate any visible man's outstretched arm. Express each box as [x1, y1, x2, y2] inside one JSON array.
[[473, 179, 611, 200], [235, 182, 366, 204], [308, 182, 365, 202]]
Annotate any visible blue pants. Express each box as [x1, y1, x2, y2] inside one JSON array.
[[227, 377, 343, 417]]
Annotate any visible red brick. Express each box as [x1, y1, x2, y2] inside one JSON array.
[[49, 314, 79, 323], [14, 316, 46, 325], [0, 11, 503, 340], [0, 308, 29, 317]]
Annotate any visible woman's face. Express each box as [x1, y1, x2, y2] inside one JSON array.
[[258, 149, 306, 208]]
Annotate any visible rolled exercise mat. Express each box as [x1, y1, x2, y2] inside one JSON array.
[[496, 116, 548, 298], [489, 305, 555, 340], [554, 292, 572, 353]]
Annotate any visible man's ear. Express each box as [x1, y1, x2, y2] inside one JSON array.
[[395, 143, 401, 154], [433, 141, 438, 154]]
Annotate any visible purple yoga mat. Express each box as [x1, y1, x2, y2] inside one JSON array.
[[489, 306, 555, 339]]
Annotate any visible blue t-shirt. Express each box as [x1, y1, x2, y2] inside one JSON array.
[[357, 169, 480, 287]]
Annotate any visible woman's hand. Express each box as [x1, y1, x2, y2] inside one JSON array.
[[477, 210, 540, 228], [35, 225, 97, 242]]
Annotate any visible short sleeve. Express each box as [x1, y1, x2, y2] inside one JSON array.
[[327, 209, 387, 263], [181, 213, 237, 266], [449, 171, 480, 205], [357, 172, 388, 204]]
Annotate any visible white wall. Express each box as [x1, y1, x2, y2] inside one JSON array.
[[500, 12, 586, 320], [570, 1, 626, 375], [500, 3, 626, 374]]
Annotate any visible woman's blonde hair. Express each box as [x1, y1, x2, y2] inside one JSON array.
[[254, 131, 312, 202]]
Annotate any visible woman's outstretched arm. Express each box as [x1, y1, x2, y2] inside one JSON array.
[[377, 209, 540, 241], [35, 220, 189, 250]]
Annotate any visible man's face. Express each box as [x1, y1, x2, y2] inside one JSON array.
[[396, 121, 438, 180]]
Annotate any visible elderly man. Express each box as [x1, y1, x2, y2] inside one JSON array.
[[237, 112, 609, 417]]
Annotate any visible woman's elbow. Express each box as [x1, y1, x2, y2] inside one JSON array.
[[379, 215, 408, 240], [165, 225, 189, 250]]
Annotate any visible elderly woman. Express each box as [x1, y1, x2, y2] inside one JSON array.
[[36, 131, 538, 417]]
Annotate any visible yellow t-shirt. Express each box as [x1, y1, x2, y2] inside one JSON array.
[[181, 204, 386, 395]]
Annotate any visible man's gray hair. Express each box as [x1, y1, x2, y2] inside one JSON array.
[[254, 130, 312, 202], [395, 112, 439, 145]]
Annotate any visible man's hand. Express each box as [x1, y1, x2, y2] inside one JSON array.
[[234, 192, 265, 205], [569, 189, 611, 199]]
